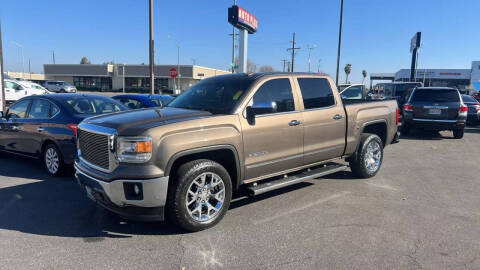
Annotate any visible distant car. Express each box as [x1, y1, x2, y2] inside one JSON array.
[[373, 82, 423, 109], [472, 91, 480, 102], [339, 84, 367, 100], [402, 87, 467, 139], [461, 94, 480, 124], [3, 79, 48, 104], [0, 94, 127, 175], [20, 81, 53, 94], [44, 80, 77, 93], [112, 94, 175, 109]]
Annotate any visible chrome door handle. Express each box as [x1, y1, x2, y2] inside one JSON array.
[[288, 120, 302, 126], [333, 114, 344, 120], [37, 127, 45, 132]]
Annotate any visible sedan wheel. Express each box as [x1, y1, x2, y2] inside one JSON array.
[[44, 144, 64, 176]]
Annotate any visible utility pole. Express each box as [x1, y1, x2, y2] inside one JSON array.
[[52, 50, 55, 64], [281, 59, 288, 72], [12, 42, 25, 79], [307, 44, 317, 73], [29, 59, 31, 79], [335, 0, 344, 86], [0, 22, 5, 112], [122, 64, 125, 94], [287, 32, 300, 72], [317, 59, 322, 73], [148, 0, 155, 95]]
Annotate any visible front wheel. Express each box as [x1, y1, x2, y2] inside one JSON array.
[[43, 143, 65, 176], [166, 159, 232, 232], [453, 128, 464, 139], [349, 134, 384, 178]]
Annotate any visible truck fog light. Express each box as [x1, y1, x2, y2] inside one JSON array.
[[123, 182, 143, 200]]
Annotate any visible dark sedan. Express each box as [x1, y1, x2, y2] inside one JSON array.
[[402, 87, 467, 139], [112, 94, 175, 110], [461, 94, 480, 124], [0, 94, 127, 176]]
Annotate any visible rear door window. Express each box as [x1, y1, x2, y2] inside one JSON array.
[[28, 99, 52, 118], [411, 89, 460, 103], [297, 78, 335, 109]]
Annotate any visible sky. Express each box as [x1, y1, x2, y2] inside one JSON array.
[[1, 0, 480, 84]]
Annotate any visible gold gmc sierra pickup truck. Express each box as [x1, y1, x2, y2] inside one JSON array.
[[74, 73, 400, 231]]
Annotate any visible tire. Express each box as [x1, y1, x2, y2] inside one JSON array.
[[453, 128, 464, 139], [166, 159, 232, 232], [349, 133, 384, 179], [43, 143, 65, 176], [59, 89, 66, 93], [401, 123, 411, 136]]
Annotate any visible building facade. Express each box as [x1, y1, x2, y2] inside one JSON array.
[[43, 64, 230, 92]]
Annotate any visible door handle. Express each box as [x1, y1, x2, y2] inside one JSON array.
[[37, 127, 45, 132], [333, 114, 344, 120], [288, 120, 302, 126], [11, 126, 20, 131]]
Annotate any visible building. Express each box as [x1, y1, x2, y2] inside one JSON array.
[[43, 64, 230, 92], [371, 61, 480, 91]]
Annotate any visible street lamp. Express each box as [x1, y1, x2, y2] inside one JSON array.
[[12, 41, 24, 80], [335, 0, 344, 86], [307, 44, 317, 73], [167, 35, 181, 92]]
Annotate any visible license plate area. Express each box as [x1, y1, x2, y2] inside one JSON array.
[[428, 108, 442, 115]]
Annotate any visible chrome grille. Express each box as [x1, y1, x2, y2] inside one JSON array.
[[78, 129, 110, 170]]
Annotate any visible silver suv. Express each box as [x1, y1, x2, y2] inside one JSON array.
[[44, 81, 77, 93]]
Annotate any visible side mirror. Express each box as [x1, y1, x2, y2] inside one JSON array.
[[246, 101, 277, 125]]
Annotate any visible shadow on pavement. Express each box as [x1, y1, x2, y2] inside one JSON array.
[[0, 155, 184, 239], [400, 129, 452, 140]]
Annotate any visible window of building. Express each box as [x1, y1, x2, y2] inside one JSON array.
[[297, 78, 335, 109], [73, 77, 112, 91], [252, 78, 295, 114]]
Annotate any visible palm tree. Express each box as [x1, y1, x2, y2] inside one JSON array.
[[344, 64, 352, 84], [362, 70, 367, 84]]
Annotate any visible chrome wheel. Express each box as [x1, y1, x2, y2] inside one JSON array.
[[364, 140, 381, 173], [185, 172, 226, 222], [45, 147, 60, 174]]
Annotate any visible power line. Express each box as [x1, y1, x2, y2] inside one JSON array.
[[286, 32, 300, 72]]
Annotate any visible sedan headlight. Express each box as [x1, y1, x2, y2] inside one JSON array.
[[116, 136, 152, 163]]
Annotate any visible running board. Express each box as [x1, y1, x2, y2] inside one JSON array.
[[245, 163, 347, 196]]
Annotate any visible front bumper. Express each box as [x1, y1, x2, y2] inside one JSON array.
[[74, 162, 169, 221]]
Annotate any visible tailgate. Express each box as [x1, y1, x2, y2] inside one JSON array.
[[413, 102, 458, 120]]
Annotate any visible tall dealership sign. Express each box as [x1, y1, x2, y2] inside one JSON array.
[[228, 5, 258, 73], [0, 22, 5, 112], [410, 32, 421, 81]]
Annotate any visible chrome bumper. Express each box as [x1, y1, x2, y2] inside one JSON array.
[[74, 163, 169, 208]]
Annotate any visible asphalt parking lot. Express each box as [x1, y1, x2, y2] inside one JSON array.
[[0, 126, 479, 269]]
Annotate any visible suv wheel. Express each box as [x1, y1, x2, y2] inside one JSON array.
[[349, 133, 384, 178], [43, 143, 65, 176], [453, 128, 464, 139], [167, 159, 232, 232]]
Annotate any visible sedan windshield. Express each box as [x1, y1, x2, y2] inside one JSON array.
[[65, 96, 126, 114], [167, 75, 255, 114]]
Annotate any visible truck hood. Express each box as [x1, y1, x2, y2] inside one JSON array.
[[83, 107, 212, 135]]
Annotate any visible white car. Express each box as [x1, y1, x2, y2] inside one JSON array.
[[43, 80, 77, 93], [3, 79, 48, 104]]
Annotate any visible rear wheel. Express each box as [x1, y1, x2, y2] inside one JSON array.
[[166, 159, 232, 232], [349, 134, 384, 178], [43, 143, 65, 176], [453, 128, 464, 139]]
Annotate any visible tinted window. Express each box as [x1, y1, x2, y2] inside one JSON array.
[[252, 79, 295, 114], [298, 78, 335, 109], [341, 86, 363, 99], [114, 98, 145, 109], [411, 89, 459, 103], [168, 75, 255, 114], [65, 97, 125, 114], [28, 99, 52, 118], [462, 95, 477, 103], [8, 100, 30, 118]]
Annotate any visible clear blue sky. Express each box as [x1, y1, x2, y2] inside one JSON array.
[[1, 0, 480, 84]]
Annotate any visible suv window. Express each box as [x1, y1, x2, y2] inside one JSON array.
[[411, 89, 460, 103], [341, 85, 363, 99], [298, 78, 335, 109], [8, 100, 31, 118], [28, 99, 53, 118], [252, 78, 295, 114]]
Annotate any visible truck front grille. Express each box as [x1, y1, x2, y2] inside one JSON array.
[[78, 129, 110, 171]]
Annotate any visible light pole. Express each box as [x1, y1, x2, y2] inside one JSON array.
[[307, 44, 317, 73], [122, 64, 125, 93], [335, 0, 344, 86], [12, 41, 25, 80], [167, 35, 181, 91], [148, 0, 155, 95]]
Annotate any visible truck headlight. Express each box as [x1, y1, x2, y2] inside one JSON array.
[[116, 136, 152, 163]]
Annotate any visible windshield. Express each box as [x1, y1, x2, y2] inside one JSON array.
[[151, 96, 175, 106], [411, 89, 459, 103], [65, 96, 126, 114], [167, 75, 255, 114]]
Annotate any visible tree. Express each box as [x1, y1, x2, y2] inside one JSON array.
[[362, 69, 367, 84], [259, 65, 275, 72], [234, 58, 257, 73], [80, 57, 91, 64], [344, 64, 352, 84]]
